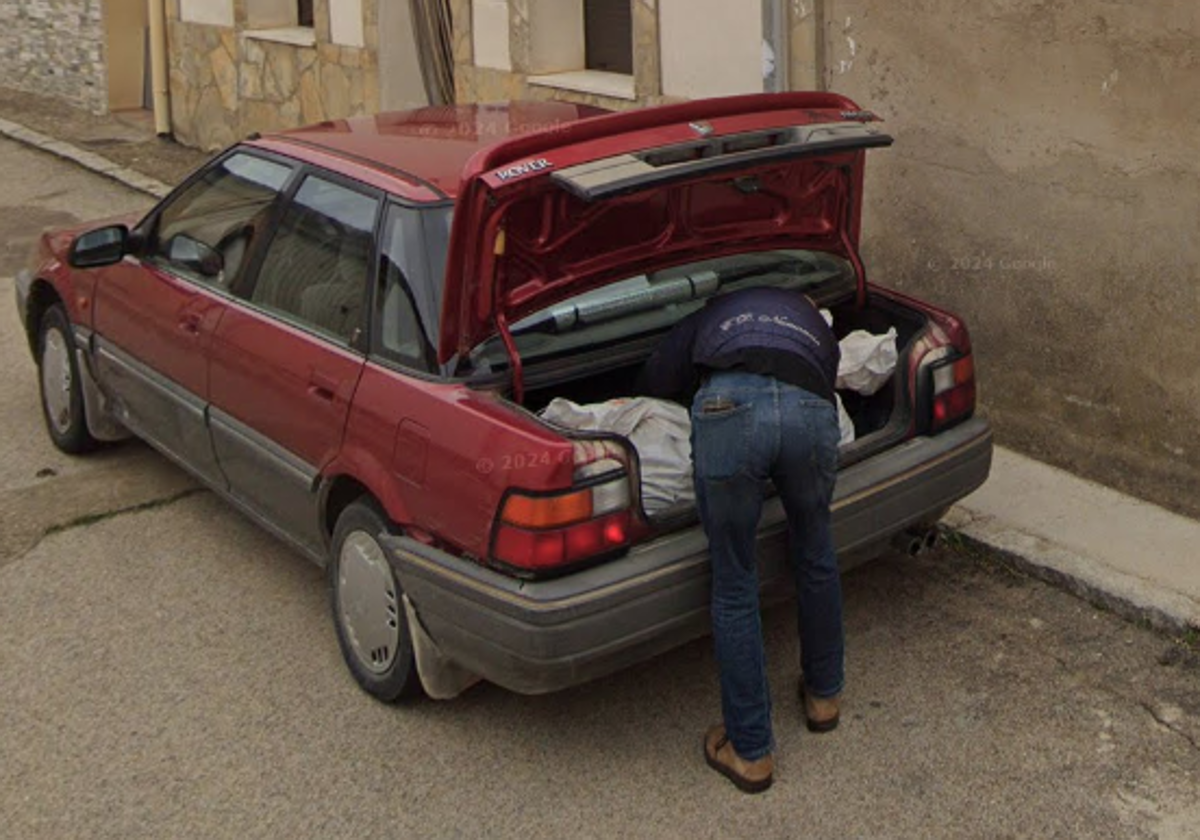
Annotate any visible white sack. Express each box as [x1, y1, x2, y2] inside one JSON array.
[[837, 327, 898, 396], [836, 393, 856, 446], [540, 397, 694, 516], [825, 309, 855, 444]]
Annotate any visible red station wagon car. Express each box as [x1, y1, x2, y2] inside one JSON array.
[[16, 94, 992, 701]]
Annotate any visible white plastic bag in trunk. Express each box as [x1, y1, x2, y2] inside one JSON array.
[[541, 397, 694, 517], [837, 327, 898, 396], [836, 394, 855, 446]]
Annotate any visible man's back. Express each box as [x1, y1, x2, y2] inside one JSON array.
[[639, 286, 839, 405]]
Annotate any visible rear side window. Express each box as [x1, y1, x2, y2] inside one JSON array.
[[149, 153, 292, 288], [374, 204, 442, 371], [250, 175, 381, 345]]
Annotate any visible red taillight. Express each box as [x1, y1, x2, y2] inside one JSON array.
[[492, 527, 565, 569], [929, 354, 975, 432], [493, 510, 632, 571], [490, 458, 633, 573]]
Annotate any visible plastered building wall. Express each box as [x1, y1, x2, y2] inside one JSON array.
[[821, 0, 1200, 517]]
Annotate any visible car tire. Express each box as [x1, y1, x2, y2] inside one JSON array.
[[329, 499, 422, 702], [37, 304, 98, 455]]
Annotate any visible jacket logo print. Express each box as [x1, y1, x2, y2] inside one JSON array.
[[718, 312, 822, 347]]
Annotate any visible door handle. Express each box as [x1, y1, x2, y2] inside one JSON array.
[[178, 312, 202, 335], [308, 370, 340, 402]]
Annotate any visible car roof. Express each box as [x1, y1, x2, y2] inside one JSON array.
[[261, 102, 610, 202]]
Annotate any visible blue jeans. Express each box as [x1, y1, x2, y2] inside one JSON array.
[[691, 370, 844, 760]]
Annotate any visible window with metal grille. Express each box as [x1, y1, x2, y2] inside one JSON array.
[[584, 0, 632, 75], [298, 0, 314, 27]]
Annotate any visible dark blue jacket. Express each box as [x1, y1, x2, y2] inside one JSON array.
[[638, 287, 839, 404]]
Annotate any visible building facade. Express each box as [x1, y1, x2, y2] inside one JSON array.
[[452, 0, 819, 110], [0, 0, 444, 150]]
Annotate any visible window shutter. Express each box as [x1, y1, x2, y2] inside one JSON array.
[[584, 0, 633, 75]]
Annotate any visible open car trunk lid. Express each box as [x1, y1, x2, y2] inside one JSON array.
[[438, 93, 893, 365]]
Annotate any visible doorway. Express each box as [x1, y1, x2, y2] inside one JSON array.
[[104, 0, 151, 111]]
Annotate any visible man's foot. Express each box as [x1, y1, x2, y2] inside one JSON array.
[[799, 684, 841, 733], [703, 725, 774, 794]]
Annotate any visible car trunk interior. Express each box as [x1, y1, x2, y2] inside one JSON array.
[[518, 290, 930, 475], [494, 292, 927, 530]]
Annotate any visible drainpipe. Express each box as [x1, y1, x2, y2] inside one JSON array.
[[148, 0, 172, 137], [766, 0, 789, 93]]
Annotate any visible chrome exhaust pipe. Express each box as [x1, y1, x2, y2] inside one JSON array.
[[891, 529, 926, 557], [923, 528, 940, 551], [891, 526, 939, 557]]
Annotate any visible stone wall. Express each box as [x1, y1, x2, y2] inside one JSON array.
[[166, 0, 381, 150], [0, 0, 108, 113], [822, 0, 1200, 518]]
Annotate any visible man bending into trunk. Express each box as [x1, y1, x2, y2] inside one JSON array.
[[638, 285, 844, 794]]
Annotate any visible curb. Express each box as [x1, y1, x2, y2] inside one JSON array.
[[0, 115, 171, 199], [943, 506, 1200, 637]]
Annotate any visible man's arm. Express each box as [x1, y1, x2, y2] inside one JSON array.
[[636, 312, 700, 404]]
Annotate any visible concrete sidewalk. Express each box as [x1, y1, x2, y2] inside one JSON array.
[[947, 447, 1200, 633], [0, 115, 171, 199], [1, 104, 1196, 637]]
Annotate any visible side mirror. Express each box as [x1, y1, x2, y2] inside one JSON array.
[[68, 224, 130, 269], [166, 234, 224, 279]]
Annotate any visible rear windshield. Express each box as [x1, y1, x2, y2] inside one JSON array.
[[464, 248, 855, 374]]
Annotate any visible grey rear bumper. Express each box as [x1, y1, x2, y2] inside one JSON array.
[[383, 416, 993, 695]]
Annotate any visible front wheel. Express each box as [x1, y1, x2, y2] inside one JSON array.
[[329, 499, 422, 702], [37, 304, 98, 454]]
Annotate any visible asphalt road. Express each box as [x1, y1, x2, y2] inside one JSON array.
[[2, 137, 1199, 840]]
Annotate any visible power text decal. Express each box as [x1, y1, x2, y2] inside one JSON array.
[[494, 158, 553, 182]]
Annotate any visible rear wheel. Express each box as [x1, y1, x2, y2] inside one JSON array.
[[329, 499, 422, 702], [37, 304, 98, 454]]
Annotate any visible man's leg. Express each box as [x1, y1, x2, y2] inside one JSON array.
[[772, 392, 844, 700], [692, 381, 773, 759]]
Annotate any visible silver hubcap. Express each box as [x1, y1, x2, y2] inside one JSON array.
[[337, 531, 400, 675], [41, 327, 73, 435]]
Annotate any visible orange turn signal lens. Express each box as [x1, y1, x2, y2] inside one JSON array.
[[501, 489, 593, 529]]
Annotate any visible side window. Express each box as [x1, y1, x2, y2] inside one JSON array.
[[375, 204, 440, 371], [149, 153, 292, 287], [250, 175, 380, 345]]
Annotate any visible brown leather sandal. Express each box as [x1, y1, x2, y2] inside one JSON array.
[[703, 724, 774, 794], [798, 683, 841, 733]]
